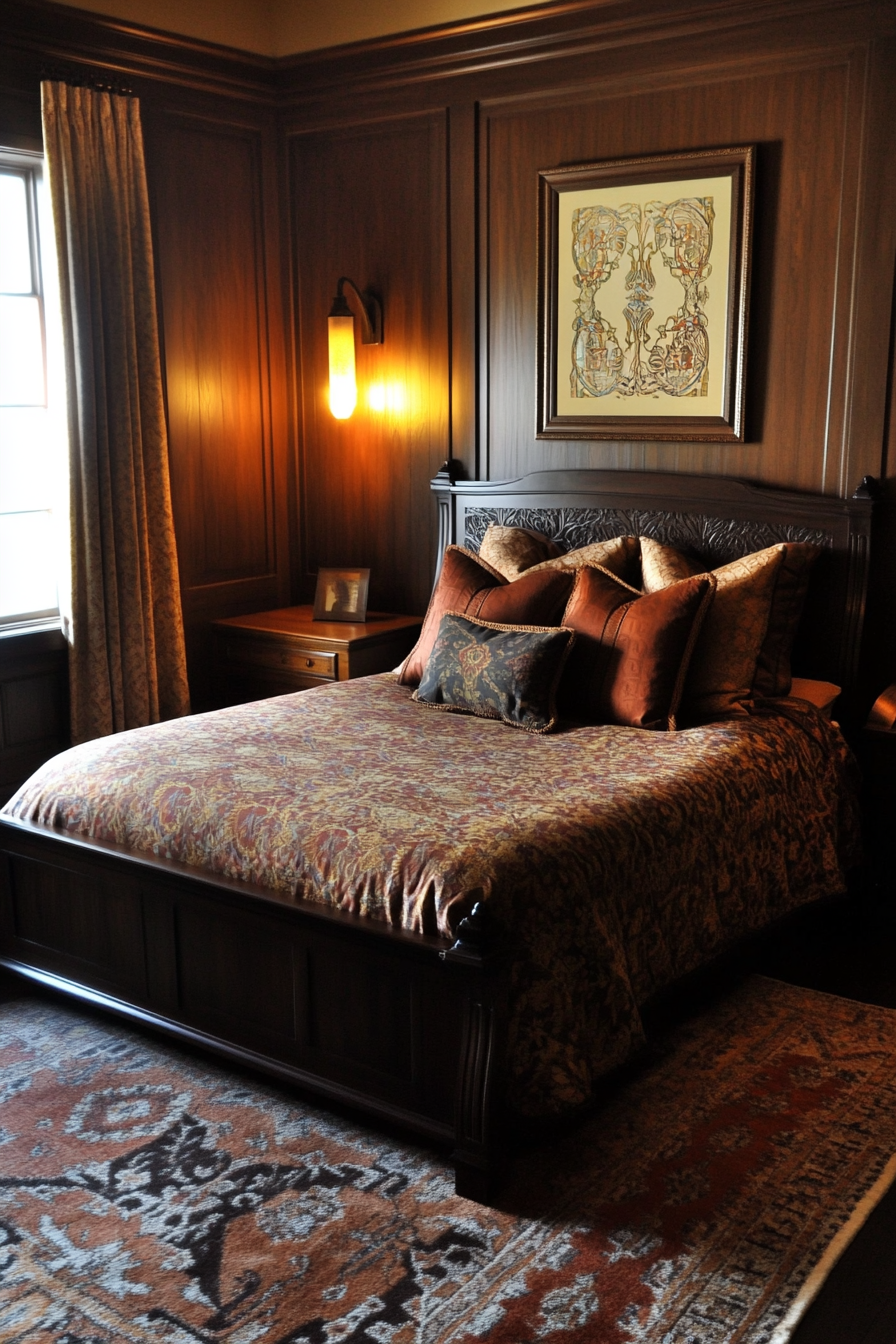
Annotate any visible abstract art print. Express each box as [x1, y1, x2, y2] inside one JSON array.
[[537, 146, 754, 441]]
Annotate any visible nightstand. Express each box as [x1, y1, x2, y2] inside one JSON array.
[[210, 605, 422, 707]]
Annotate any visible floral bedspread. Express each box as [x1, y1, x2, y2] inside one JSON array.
[[3, 674, 860, 1116]]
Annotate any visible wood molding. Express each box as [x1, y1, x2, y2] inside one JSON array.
[[0, 0, 276, 102], [4, 0, 893, 112], [272, 0, 895, 107]]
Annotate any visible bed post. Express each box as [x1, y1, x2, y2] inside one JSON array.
[[441, 901, 507, 1201], [431, 461, 462, 581]]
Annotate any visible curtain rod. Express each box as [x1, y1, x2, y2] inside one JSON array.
[[40, 66, 135, 97]]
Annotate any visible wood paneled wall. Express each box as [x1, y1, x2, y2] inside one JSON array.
[[289, 112, 449, 615], [144, 106, 289, 706], [279, 0, 896, 702], [2, 0, 895, 723]]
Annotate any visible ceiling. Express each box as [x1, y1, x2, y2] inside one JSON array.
[[54, 0, 548, 57]]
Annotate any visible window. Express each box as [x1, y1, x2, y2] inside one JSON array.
[[0, 146, 67, 630]]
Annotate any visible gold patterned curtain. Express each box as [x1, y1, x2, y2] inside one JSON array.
[[41, 81, 190, 744]]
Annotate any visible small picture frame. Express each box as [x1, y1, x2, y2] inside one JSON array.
[[313, 567, 370, 622]]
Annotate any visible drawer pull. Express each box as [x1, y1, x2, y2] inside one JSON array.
[[224, 641, 337, 679]]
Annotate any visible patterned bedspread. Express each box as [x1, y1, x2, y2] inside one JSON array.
[[3, 674, 860, 1116]]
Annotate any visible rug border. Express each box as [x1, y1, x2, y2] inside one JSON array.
[[769, 1147, 896, 1341]]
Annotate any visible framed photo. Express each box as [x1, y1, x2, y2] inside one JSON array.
[[313, 567, 370, 622], [537, 145, 755, 442]]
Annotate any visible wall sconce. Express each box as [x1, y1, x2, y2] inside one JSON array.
[[328, 277, 383, 420]]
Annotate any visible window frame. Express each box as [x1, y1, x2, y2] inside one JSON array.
[[0, 142, 62, 634]]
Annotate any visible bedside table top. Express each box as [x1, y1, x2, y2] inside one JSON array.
[[212, 605, 422, 647]]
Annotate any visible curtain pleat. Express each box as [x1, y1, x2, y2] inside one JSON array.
[[41, 81, 190, 744]]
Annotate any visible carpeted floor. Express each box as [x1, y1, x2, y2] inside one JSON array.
[[1, 976, 896, 1343]]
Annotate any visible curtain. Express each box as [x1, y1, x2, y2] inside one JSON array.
[[41, 81, 190, 744]]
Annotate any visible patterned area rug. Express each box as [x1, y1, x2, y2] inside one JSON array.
[[1, 977, 895, 1343]]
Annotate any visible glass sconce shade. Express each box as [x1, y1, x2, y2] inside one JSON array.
[[328, 312, 356, 420], [326, 278, 382, 420]]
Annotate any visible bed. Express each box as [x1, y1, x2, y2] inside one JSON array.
[[0, 468, 874, 1200]]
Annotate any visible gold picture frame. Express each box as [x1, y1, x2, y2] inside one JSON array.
[[537, 145, 755, 442]]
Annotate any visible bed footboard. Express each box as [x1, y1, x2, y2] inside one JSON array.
[[0, 816, 508, 1201]]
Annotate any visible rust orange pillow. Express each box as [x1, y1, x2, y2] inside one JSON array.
[[398, 545, 573, 687], [559, 565, 715, 730]]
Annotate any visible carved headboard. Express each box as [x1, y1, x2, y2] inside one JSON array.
[[431, 468, 874, 720]]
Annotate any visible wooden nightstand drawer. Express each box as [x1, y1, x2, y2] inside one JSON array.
[[211, 606, 423, 710], [224, 639, 336, 680]]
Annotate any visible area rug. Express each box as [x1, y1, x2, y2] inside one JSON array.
[[1, 978, 896, 1344]]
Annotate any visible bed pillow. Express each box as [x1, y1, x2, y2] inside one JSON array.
[[642, 532, 816, 709], [478, 524, 562, 580], [527, 535, 641, 584], [639, 536, 701, 591], [559, 565, 715, 730], [781, 678, 841, 720], [751, 542, 820, 696], [398, 545, 574, 686], [641, 538, 786, 718], [413, 612, 575, 733]]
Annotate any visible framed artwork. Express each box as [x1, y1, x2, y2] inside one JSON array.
[[313, 567, 370, 622], [536, 145, 755, 442]]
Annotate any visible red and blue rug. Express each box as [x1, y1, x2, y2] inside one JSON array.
[[1, 976, 895, 1342]]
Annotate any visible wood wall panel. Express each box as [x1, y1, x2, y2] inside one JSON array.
[[152, 117, 274, 586], [0, 630, 69, 805], [145, 108, 289, 707], [276, 4, 895, 709], [289, 112, 449, 616]]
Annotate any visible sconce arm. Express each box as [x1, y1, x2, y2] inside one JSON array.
[[333, 276, 383, 345]]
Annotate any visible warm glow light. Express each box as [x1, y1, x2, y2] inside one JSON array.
[[328, 314, 357, 419], [367, 381, 406, 414]]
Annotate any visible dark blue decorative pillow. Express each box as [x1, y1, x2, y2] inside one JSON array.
[[412, 611, 575, 734]]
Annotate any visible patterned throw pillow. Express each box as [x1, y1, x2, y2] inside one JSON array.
[[527, 535, 641, 583], [640, 536, 820, 699], [398, 546, 574, 687], [751, 543, 820, 696], [640, 538, 790, 718], [478, 525, 562, 579], [478, 525, 639, 585], [412, 612, 575, 734], [560, 566, 715, 730]]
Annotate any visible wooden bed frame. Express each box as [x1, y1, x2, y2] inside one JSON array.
[[0, 469, 875, 1200]]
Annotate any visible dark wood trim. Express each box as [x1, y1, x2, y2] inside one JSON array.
[[0, 0, 276, 102], [0, 627, 69, 806], [272, 0, 895, 106], [7, 0, 887, 117], [448, 101, 479, 478], [1, 957, 457, 1145]]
